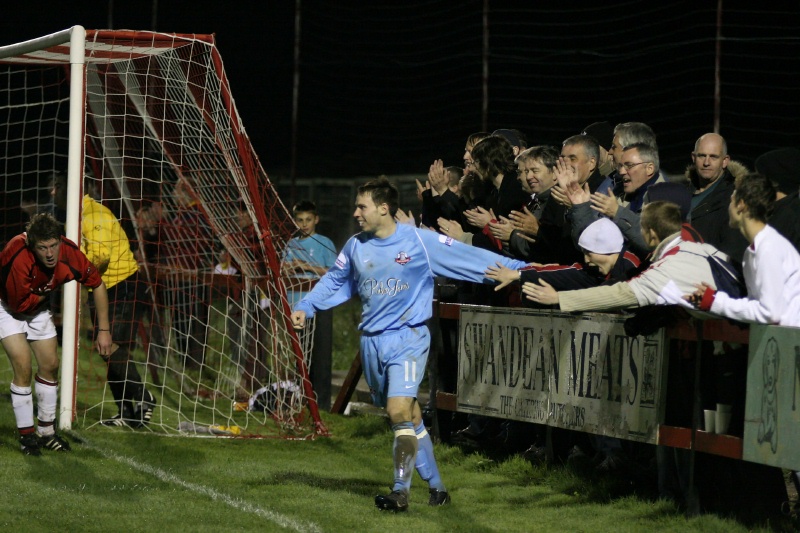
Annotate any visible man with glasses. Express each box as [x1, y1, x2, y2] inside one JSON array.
[[567, 141, 665, 257]]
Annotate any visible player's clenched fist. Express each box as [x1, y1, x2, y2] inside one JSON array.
[[290, 310, 306, 329]]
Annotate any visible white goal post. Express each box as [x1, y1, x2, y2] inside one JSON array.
[[0, 26, 328, 438]]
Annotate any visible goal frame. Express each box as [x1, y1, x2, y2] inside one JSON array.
[[0, 26, 325, 436]]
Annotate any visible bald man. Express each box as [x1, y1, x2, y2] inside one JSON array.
[[687, 133, 748, 267]]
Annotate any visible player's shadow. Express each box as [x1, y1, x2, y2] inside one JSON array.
[[258, 471, 385, 497]]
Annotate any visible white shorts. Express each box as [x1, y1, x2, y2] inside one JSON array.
[[0, 300, 57, 341]]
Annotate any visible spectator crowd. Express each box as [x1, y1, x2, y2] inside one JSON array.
[[396, 124, 800, 515]]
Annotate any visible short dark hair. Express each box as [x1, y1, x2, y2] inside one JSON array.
[[733, 172, 776, 223], [640, 201, 682, 241], [26, 212, 63, 246], [292, 200, 318, 216], [445, 166, 463, 188], [358, 176, 399, 217]]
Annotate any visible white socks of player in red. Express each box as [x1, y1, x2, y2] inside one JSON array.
[[34, 375, 58, 436], [10, 383, 34, 433]]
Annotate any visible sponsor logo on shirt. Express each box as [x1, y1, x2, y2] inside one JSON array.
[[438, 235, 454, 246], [394, 251, 411, 265], [362, 277, 409, 297], [335, 252, 347, 269]]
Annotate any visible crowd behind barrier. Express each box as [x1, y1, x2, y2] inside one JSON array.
[[396, 128, 800, 519]]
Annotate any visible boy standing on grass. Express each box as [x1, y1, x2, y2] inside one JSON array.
[[0, 213, 113, 455], [283, 200, 337, 410], [290, 177, 527, 511]]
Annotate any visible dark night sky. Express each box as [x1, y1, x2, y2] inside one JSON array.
[[2, 1, 296, 173], [3, 2, 800, 181]]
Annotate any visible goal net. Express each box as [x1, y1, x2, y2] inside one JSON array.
[[0, 27, 327, 438]]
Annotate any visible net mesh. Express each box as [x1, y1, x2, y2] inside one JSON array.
[[0, 29, 327, 438]]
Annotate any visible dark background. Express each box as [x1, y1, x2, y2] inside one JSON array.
[[2, 2, 799, 181]]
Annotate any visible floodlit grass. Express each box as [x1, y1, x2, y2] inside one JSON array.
[[0, 401, 792, 532], [0, 301, 794, 531], [332, 298, 361, 370]]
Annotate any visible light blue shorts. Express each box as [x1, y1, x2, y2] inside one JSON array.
[[360, 325, 430, 408]]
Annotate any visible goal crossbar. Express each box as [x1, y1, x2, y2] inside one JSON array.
[[0, 27, 327, 438]]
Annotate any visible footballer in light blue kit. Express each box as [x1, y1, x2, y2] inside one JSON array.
[[291, 177, 526, 512]]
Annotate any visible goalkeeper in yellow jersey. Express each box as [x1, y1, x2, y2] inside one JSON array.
[[52, 173, 156, 428]]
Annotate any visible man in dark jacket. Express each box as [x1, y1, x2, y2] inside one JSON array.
[[687, 133, 749, 267], [756, 147, 800, 252]]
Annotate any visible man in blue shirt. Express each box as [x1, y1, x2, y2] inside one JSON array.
[[291, 177, 526, 512]]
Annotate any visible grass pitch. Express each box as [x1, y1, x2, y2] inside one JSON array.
[[0, 401, 791, 532], [0, 298, 793, 531]]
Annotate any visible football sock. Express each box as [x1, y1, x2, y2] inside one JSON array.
[[10, 383, 34, 433], [391, 421, 418, 494], [415, 421, 445, 491], [35, 375, 58, 437]]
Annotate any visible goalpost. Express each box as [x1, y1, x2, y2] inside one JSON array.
[[0, 27, 328, 438]]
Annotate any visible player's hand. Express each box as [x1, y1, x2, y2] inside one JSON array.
[[522, 278, 559, 305], [95, 330, 113, 356], [485, 262, 519, 291], [590, 186, 619, 218], [31, 285, 52, 296], [291, 311, 307, 330]]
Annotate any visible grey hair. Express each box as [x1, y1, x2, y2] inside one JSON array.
[[614, 122, 657, 150]]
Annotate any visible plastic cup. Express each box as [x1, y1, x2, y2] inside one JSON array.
[[703, 409, 716, 433], [716, 410, 732, 435]]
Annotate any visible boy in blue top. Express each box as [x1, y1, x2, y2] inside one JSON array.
[[291, 177, 527, 511], [283, 200, 337, 410], [283, 200, 337, 306]]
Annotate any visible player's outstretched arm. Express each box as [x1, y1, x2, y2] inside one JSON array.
[[417, 227, 526, 283]]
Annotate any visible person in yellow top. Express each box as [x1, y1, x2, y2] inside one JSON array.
[[52, 173, 155, 428]]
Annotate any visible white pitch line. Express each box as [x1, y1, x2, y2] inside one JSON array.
[[76, 436, 322, 533]]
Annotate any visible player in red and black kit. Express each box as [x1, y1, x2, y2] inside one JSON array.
[[0, 213, 113, 455]]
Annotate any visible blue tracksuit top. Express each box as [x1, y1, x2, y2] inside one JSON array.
[[293, 224, 527, 334]]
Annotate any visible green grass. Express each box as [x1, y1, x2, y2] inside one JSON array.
[[0, 402, 793, 532], [332, 298, 361, 370], [0, 301, 794, 531]]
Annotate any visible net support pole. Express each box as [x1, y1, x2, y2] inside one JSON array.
[[59, 25, 87, 431]]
